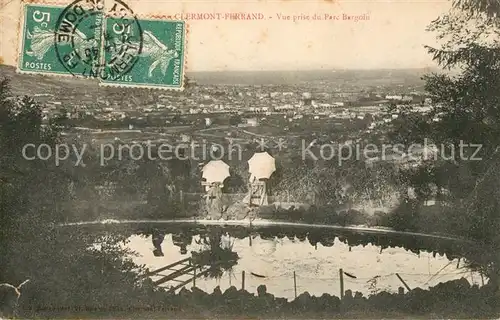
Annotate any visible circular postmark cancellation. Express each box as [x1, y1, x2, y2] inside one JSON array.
[[53, 0, 143, 81]]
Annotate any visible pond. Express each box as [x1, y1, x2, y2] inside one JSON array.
[[128, 233, 485, 301], [62, 219, 486, 301]]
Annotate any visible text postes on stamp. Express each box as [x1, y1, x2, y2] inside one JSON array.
[[99, 18, 186, 90], [100, 1, 143, 81], [54, 0, 143, 80], [17, 1, 186, 89], [18, 4, 70, 76]]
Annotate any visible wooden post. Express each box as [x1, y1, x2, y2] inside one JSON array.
[[179, 190, 184, 212], [293, 271, 297, 299], [193, 267, 196, 287], [242, 271, 246, 290], [339, 269, 344, 300], [395, 273, 411, 292]]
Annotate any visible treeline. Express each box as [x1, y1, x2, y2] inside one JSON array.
[[0, 79, 155, 311]]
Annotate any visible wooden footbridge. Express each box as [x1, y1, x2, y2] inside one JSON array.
[[143, 257, 221, 290]]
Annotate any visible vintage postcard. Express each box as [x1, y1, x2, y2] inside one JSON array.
[[1, 0, 500, 318]]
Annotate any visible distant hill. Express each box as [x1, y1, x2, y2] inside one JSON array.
[[0, 64, 433, 98], [188, 68, 435, 86], [0, 64, 99, 97]]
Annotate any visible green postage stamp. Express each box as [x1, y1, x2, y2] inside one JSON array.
[[17, 1, 187, 90], [100, 17, 186, 89], [17, 4, 87, 76]]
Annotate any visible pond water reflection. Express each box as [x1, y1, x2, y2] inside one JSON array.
[[127, 233, 485, 301]]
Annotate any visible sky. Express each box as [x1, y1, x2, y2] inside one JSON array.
[[0, 0, 452, 71]]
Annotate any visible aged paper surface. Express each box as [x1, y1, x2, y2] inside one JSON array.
[[1, 0, 500, 319]]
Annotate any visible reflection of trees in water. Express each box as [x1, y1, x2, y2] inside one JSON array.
[[141, 228, 194, 256], [131, 224, 486, 272], [192, 228, 239, 279]]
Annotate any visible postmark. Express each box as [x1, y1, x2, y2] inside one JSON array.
[[17, 1, 186, 89], [53, 0, 143, 80], [98, 17, 187, 90], [17, 0, 143, 80]]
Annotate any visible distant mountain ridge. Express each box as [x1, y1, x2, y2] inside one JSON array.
[[188, 68, 436, 85], [0, 64, 432, 96], [0, 64, 98, 97]]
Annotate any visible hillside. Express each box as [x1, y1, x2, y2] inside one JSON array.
[[0, 64, 99, 97], [0, 64, 176, 106]]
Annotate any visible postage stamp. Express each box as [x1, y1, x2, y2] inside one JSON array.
[[17, 3, 72, 76], [99, 17, 186, 90], [17, 1, 186, 90]]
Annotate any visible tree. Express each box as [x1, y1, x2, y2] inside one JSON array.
[[386, 1, 500, 203], [453, 0, 500, 17], [229, 114, 242, 126], [383, 0, 500, 294], [382, 1, 500, 199], [0, 78, 154, 314]]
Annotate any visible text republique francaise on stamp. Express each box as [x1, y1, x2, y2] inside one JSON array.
[[16, 0, 187, 90]]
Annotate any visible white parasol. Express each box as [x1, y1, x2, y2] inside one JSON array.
[[202, 160, 230, 184], [248, 152, 276, 180]]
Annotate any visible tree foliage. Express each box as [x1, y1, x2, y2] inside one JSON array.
[[453, 0, 500, 18], [383, 0, 500, 283], [0, 78, 155, 313]]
